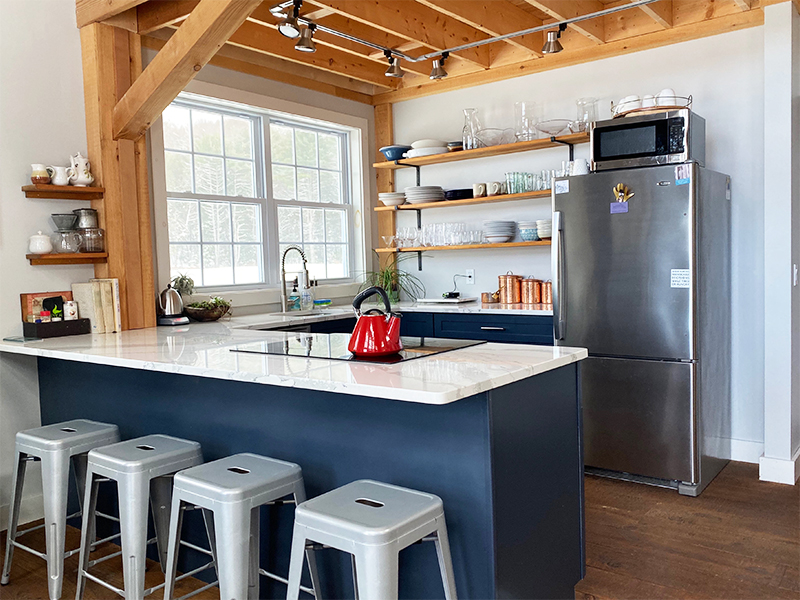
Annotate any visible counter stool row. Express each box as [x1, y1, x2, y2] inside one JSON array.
[[2, 419, 458, 600]]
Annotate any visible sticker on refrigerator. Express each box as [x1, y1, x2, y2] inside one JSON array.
[[670, 269, 691, 288], [554, 180, 569, 194], [675, 164, 691, 186], [610, 202, 629, 214]]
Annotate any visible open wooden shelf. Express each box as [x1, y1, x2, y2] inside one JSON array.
[[22, 184, 104, 200], [375, 240, 550, 253], [373, 132, 589, 170], [26, 252, 108, 266], [374, 190, 551, 212]]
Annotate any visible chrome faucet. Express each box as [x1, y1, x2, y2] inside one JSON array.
[[280, 245, 310, 312]]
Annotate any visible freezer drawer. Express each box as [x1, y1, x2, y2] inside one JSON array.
[[582, 356, 696, 483]]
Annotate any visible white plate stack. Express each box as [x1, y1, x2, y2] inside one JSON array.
[[404, 186, 445, 204], [536, 219, 552, 239], [379, 192, 406, 206], [483, 220, 517, 243]]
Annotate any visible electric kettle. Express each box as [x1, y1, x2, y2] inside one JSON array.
[[156, 285, 190, 326], [348, 286, 403, 357]]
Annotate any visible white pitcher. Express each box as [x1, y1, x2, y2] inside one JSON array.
[[69, 152, 94, 186], [47, 166, 74, 186]]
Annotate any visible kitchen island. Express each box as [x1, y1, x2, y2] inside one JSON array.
[[0, 324, 585, 599]]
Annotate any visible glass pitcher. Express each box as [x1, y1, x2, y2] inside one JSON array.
[[573, 98, 598, 132], [462, 108, 482, 150]]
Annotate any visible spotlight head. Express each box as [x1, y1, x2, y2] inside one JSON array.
[[384, 53, 404, 78], [295, 24, 316, 52], [542, 23, 566, 54], [430, 53, 448, 80], [278, 3, 301, 38]]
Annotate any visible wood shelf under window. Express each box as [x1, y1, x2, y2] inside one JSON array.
[[22, 184, 104, 200], [372, 132, 589, 170], [374, 241, 551, 253], [26, 252, 108, 266], [374, 190, 550, 212]]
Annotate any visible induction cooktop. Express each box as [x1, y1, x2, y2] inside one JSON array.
[[230, 333, 486, 364]]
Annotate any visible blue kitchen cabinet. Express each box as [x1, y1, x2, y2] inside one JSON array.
[[432, 313, 554, 345], [399, 311, 435, 337]]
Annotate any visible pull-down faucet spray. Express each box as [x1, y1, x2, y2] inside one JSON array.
[[280, 246, 310, 312]]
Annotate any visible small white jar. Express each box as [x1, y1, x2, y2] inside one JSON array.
[[28, 231, 53, 254]]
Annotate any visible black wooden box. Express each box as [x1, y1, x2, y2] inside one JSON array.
[[22, 318, 92, 339]]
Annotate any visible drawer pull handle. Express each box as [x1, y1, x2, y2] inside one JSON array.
[[480, 326, 506, 331]]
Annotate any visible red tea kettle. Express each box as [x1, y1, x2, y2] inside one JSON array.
[[348, 286, 403, 357]]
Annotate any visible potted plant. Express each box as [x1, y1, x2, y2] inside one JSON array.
[[360, 252, 424, 304], [170, 274, 195, 297], [184, 296, 232, 322]]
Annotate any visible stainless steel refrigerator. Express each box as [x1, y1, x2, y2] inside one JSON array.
[[552, 163, 731, 496]]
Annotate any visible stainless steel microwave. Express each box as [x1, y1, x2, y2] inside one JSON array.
[[590, 109, 705, 171]]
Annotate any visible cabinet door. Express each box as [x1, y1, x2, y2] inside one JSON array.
[[309, 317, 356, 334], [433, 314, 554, 345], [399, 312, 435, 337]]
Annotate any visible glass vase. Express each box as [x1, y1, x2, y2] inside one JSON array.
[[462, 108, 482, 150]]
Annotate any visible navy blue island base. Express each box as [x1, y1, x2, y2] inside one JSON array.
[[37, 357, 584, 600]]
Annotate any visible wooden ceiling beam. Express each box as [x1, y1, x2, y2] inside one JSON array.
[[415, 0, 544, 58], [520, 0, 605, 43], [137, 0, 200, 34], [113, 0, 261, 140], [732, 0, 752, 9], [637, 0, 673, 28], [304, 0, 493, 67], [76, 0, 149, 28]]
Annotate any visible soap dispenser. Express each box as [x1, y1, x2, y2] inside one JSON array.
[[288, 277, 301, 311]]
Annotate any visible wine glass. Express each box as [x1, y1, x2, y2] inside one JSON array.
[[382, 235, 395, 248]]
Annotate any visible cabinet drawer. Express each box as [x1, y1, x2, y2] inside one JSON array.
[[433, 314, 553, 345], [399, 312, 435, 338]]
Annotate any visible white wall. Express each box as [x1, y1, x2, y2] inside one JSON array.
[[761, 2, 800, 484], [392, 27, 766, 462], [0, 0, 92, 526]]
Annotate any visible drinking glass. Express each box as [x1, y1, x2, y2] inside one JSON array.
[[515, 101, 542, 142], [382, 235, 395, 248]]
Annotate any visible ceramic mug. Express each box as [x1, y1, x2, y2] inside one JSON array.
[[47, 166, 74, 186], [31, 164, 50, 184], [571, 159, 590, 175], [473, 183, 487, 198], [487, 181, 503, 196]]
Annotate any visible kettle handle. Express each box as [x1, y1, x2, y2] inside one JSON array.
[[352, 286, 392, 316]]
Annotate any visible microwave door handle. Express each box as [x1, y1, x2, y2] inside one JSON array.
[[552, 211, 565, 341]]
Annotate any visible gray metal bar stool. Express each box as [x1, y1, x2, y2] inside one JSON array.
[[163, 453, 321, 600], [1, 419, 120, 600], [75, 434, 202, 600], [286, 480, 457, 600]]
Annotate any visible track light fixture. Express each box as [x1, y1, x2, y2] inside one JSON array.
[[384, 51, 404, 78], [278, 0, 302, 38], [295, 23, 316, 52], [430, 52, 449, 80], [542, 23, 567, 54]]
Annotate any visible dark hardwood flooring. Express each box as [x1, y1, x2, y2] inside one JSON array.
[[0, 462, 797, 599]]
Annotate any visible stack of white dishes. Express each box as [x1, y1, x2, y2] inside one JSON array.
[[483, 220, 517, 243], [536, 219, 552, 239], [379, 192, 406, 206], [517, 220, 538, 242], [404, 186, 445, 204], [406, 139, 448, 158]]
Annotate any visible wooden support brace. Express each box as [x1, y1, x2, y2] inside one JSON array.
[[374, 103, 396, 270], [112, 0, 261, 140]]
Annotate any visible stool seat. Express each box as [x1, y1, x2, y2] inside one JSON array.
[[16, 419, 119, 454], [87, 434, 201, 476], [297, 480, 444, 545], [173, 453, 302, 504]]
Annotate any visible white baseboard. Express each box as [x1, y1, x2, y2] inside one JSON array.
[[0, 493, 44, 532], [759, 446, 800, 484], [729, 439, 765, 464]]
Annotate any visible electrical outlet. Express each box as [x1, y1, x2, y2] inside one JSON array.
[[465, 269, 475, 284]]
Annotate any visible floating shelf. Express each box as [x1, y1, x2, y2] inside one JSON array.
[[22, 184, 104, 200], [374, 190, 550, 212], [373, 132, 589, 170], [375, 241, 551, 254], [26, 252, 108, 266]]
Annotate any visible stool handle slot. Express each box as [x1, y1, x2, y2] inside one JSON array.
[[135, 444, 155, 451], [227, 466, 250, 474], [60, 427, 77, 432], [355, 498, 384, 508]]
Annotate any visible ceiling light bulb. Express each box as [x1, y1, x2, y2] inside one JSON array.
[[385, 56, 404, 78], [542, 28, 564, 54], [278, 5, 301, 39], [295, 25, 316, 52], [430, 56, 448, 80]]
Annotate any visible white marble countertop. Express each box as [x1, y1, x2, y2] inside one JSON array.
[[0, 323, 584, 405]]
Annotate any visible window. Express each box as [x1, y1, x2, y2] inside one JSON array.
[[159, 96, 356, 290]]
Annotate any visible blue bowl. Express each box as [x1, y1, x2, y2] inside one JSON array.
[[380, 145, 413, 161], [519, 227, 539, 242]]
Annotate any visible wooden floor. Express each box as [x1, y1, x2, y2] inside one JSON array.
[[1, 462, 797, 599]]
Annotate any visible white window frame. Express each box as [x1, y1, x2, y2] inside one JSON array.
[[149, 81, 370, 307]]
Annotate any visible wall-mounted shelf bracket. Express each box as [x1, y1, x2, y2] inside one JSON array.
[[393, 161, 422, 186], [550, 136, 575, 162]]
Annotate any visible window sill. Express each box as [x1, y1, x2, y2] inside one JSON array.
[[189, 282, 362, 311]]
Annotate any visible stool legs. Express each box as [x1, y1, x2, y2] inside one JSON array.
[[149, 476, 174, 573], [75, 475, 100, 600], [434, 520, 457, 600], [213, 503, 252, 600], [40, 450, 71, 600], [118, 473, 151, 600], [292, 483, 321, 598], [1, 451, 28, 586], [248, 507, 260, 600], [354, 548, 399, 600], [162, 499, 185, 600], [285, 523, 308, 600]]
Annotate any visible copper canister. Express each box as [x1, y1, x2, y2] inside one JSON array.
[[521, 279, 542, 304], [481, 291, 498, 304], [542, 281, 553, 305], [498, 273, 522, 304]]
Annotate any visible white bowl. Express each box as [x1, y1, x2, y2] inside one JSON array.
[[485, 235, 513, 243], [380, 197, 406, 206], [411, 139, 447, 149], [405, 147, 448, 158]]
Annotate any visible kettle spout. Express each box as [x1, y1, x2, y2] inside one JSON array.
[[387, 314, 401, 340]]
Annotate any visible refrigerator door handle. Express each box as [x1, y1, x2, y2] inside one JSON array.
[[552, 210, 565, 340]]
